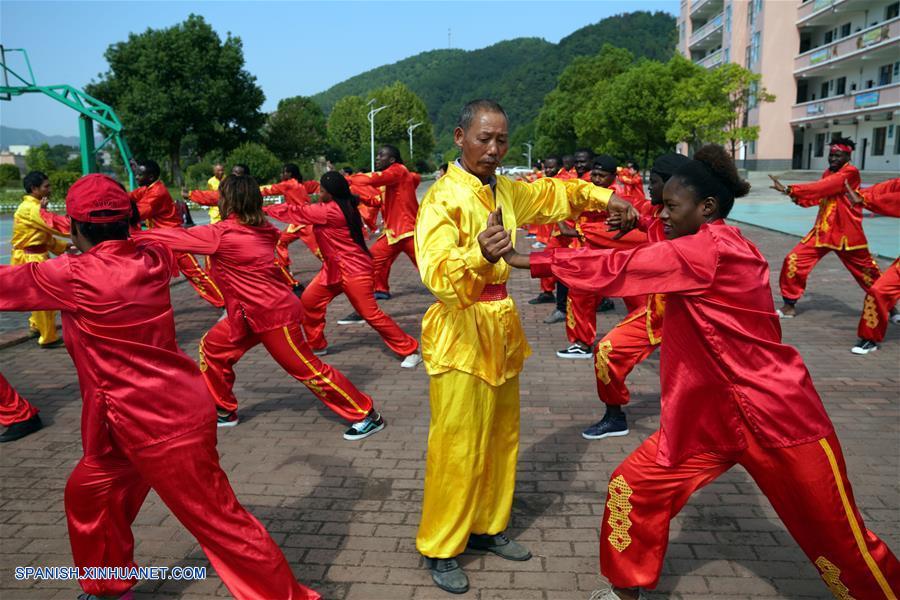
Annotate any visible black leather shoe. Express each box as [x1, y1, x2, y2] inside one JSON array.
[[0, 414, 43, 443], [427, 557, 468, 594], [467, 532, 532, 561]]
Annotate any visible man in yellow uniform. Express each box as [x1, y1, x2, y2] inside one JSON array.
[[11, 171, 69, 347], [414, 99, 634, 594], [206, 162, 225, 224]]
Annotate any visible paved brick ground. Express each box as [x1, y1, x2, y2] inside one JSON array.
[[1, 221, 897, 600]]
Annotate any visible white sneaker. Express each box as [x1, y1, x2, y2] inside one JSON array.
[[851, 339, 879, 355], [775, 309, 795, 319], [401, 353, 422, 368], [531, 241, 546, 249], [312, 347, 328, 356], [891, 313, 900, 324], [589, 584, 643, 600]]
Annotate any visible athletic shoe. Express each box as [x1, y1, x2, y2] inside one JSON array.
[[528, 291, 555, 305], [543, 309, 567, 324], [582, 412, 629, 440], [374, 291, 392, 300], [590, 584, 644, 600], [39, 338, 64, 349], [557, 342, 592, 359], [467, 532, 532, 561], [524, 232, 536, 239], [427, 557, 469, 594], [597, 297, 615, 312], [400, 353, 422, 368], [851, 339, 879, 355], [337, 312, 365, 325], [292, 283, 305, 299], [343, 412, 385, 440], [891, 312, 900, 324], [531, 241, 547, 249], [0, 414, 43, 443], [216, 411, 239, 428], [312, 347, 328, 356]]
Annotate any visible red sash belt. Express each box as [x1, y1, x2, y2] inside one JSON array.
[[478, 283, 508, 302]]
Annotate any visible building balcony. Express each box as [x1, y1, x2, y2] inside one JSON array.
[[690, 0, 723, 19], [797, 0, 888, 27], [791, 82, 900, 124], [695, 49, 724, 69], [794, 17, 899, 75], [689, 11, 724, 50]]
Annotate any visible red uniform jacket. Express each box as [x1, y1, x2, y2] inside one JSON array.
[[0, 240, 214, 457], [261, 179, 312, 207], [135, 217, 301, 340], [861, 177, 900, 217], [532, 220, 834, 466], [131, 180, 181, 229], [265, 202, 373, 286], [790, 163, 865, 250], [616, 167, 647, 205], [350, 163, 420, 244]]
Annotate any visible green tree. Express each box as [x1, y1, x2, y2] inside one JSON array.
[[263, 96, 328, 163], [225, 142, 281, 184], [0, 164, 22, 187], [86, 14, 265, 184], [25, 144, 54, 173], [327, 96, 369, 168], [365, 82, 435, 165]]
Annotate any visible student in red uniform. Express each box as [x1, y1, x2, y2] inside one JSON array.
[[261, 163, 322, 268], [0, 174, 319, 600], [615, 161, 647, 205], [0, 373, 42, 443], [349, 145, 421, 301], [136, 175, 386, 440], [130, 159, 225, 309], [769, 138, 881, 318], [502, 145, 900, 600], [266, 172, 422, 368], [844, 178, 900, 355], [528, 156, 565, 306]]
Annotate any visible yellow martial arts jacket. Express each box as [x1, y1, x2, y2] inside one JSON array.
[[11, 195, 68, 265], [415, 162, 611, 386], [206, 176, 222, 224]]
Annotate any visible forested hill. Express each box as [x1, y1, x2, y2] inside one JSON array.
[[312, 11, 675, 145]]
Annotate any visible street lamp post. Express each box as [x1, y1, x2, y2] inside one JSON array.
[[407, 119, 422, 161], [367, 99, 389, 171], [523, 141, 533, 169]]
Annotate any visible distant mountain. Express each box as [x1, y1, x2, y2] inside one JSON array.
[[0, 125, 82, 149], [312, 11, 676, 149]]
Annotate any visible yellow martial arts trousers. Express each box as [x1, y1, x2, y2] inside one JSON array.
[[11, 251, 59, 346], [416, 370, 520, 559]]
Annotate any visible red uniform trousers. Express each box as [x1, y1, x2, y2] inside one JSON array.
[[199, 319, 373, 420], [0, 373, 39, 426], [593, 311, 659, 406], [176, 252, 225, 308], [540, 235, 573, 294], [600, 430, 900, 596], [858, 258, 900, 342], [371, 235, 417, 294], [301, 271, 419, 357], [65, 424, 318, 599], [780, 240, 881, 302], [276, 225, 321, 270]]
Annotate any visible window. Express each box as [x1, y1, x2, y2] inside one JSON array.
[[814, 133, 826, 157], [840, 23, 851, 38], [725, 47, 730, 63], [886, 2, 899, 20], [749, 32, 761, 67], [725, 5, 732, 34], [872, 127, 886, 156], [749, 0, 756, 27], [878, 64, 893, 86], [820, 81, 829, 99], [749, 81, 759, 109], [894, 126, 900, 155], [836, 76, 846, 95], [824, 30, 833, 44]]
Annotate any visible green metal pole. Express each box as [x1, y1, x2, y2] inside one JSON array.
[[78, 114, 97, 174]]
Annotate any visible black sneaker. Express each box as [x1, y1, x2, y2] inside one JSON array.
[[557, 342, 592, 359], [427, 557, 468, 594], [39, 338, 64, 348], [292, 283, 305, 299], [374, 291, 392, 300], [343, 412, 385, 440], [851, 339, 879, 355], [0, 414, 43, 443], [528, 291, 555, 305], [337, 312, 365, 325], [217, 411, 239, 428], [582, 412, 629, 440], [597, 298, 615, 312]]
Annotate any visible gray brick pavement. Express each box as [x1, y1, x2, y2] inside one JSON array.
[[0, 222, 897, 600]]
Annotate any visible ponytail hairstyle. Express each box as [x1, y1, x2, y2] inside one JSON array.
[[671, 144, 750, 218], [319, 171, 371, 255], [219, 174, 265, 226]]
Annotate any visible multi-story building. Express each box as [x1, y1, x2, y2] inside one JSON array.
[[678, 0, 900, 171]]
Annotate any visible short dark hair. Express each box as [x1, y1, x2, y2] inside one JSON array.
[[458, 99, 508, 130], [283, 163, 302, 180], [139, 160, 160, 179], [380, 144, 403, 165], [438, 162, 449, 172], [233, 163, 251, 176], [72, 210, 131, 245], [23, 171, 49, 194], [830, 135, 856, 150], [575, 148, 594, 158]]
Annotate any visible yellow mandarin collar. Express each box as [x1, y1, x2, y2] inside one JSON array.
[[446, 162, 499, 210], [22, 194, 41, 204]]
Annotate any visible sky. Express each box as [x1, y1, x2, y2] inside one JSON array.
[[0, 0, 677, 138]]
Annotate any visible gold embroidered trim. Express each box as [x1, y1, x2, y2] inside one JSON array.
[[606, 475, 633, 552], [815, 556, 855, 600], [595, 340, 613, 385]]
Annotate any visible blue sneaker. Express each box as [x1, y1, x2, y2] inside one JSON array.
[[582, 412, 628, 440], [374, 291, 392, 300], [343, 412, 385, 441]]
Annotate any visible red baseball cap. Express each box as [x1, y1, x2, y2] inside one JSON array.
[[66, 174, 132, 223]]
